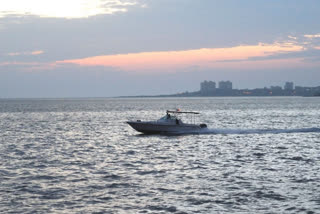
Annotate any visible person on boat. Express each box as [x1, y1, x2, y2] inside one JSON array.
[[166, 113, 171, 119]]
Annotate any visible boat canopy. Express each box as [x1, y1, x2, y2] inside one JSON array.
[[166, 110, 200, 114]]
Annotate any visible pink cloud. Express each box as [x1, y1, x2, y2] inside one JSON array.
[[57, 42, 305, 72]]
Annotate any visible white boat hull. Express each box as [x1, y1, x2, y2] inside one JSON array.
[[127, 121, 206, 134]]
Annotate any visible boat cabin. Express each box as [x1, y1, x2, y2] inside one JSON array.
[[157, 112, 182, 124]]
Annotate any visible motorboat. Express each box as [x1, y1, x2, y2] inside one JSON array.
[[127, 109, 207, 134]]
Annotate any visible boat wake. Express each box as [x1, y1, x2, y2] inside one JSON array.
[[172, 127, 320, 135]]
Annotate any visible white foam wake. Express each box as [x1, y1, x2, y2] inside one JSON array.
[[198, 127, 320, 135]]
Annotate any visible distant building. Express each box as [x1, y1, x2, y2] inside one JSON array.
[[171, 81, 320, 97], [218, 81, 232, 90], [270, 86, 282, 91], [200, 81, 216, 95], [284, 82, 294, 90], [295, 86, 320, 96]]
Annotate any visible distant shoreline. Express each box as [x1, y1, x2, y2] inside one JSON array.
[[118, 94, 320, 98], [0, 94, 319, 100], [119, 84, 320, 98]]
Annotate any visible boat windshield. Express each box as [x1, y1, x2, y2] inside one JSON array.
[[158, 114, 177, 121]]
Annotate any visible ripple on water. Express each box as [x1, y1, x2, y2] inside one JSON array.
[[0, 97, 320, 213]]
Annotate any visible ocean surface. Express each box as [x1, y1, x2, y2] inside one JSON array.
[[0, 97, 320, 213]]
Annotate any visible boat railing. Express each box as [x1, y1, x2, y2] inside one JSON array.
[[166, 110, 200, 124], [166, 110, 200, 114]]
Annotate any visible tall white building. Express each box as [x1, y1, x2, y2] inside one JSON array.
[[218, 81, 232, 90], [284, 82, 294, 90], [200, 81, 216, 94]]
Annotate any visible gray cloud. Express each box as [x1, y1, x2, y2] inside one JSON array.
[[216, 49, 320, 63]]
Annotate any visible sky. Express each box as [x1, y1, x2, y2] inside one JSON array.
[[0, 0, 320, 98]]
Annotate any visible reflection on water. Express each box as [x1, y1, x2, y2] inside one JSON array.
[[0, 97, 320, 213]]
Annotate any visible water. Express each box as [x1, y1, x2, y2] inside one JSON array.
[[0, 97, 320, 213]]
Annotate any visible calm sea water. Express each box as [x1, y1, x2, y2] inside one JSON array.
[[0, 97, 320, 213]]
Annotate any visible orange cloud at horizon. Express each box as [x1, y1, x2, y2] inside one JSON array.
[[57, 42, 305, 72], [31, 50, 44, 55], [7, 50, 44, 56]]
